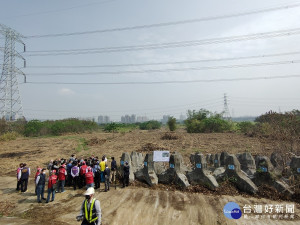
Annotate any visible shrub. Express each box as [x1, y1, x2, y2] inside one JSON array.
[[104, 123, 118, 133], [24, 120, 44, 137], [23, 119, 99, 137], [236, 121, 255, 134], [139, 120, 161, 130], [167, 117, 177, 131], [0, 131, 19, 141], [185, 109, 233, 133]]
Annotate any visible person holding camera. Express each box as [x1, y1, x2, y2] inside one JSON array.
[[76, 187, 101, 225]]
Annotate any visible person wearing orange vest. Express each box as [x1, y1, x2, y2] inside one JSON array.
[[85, 167, 94, 189], [46, 170, 57, 203], [76, 187, 101, 225], [58, 164, 67, 193]]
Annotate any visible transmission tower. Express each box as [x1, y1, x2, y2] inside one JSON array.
[[0, 24, 26, 121], [223, 93, 231, 120]]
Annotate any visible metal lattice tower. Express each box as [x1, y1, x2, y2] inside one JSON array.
[[0, 24, 26, 121], [223, 93, 231, 120]]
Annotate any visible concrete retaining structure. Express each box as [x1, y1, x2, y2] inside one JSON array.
[[224, 154, 258, 194], [237, 152, 256, 177], [158, 152, 190, 188], [187, 153, 219, 190], [135, 153, 158, 186]]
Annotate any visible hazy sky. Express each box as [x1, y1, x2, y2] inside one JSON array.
[[1, 0, 300, 121]]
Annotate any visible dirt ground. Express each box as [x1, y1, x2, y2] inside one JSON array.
[[0, 128, 299, 224], [0, 128, 282, 176]]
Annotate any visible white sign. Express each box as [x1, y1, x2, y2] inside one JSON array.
[[153, 150, 170, 162]]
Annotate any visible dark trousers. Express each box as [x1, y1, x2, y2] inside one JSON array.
[[94, 172, 100, 189], [36, 184, 45, 202], [81, 219, 98, 225], [73, 176, 79, 190], [100, 172, 105, 182], [46, 187, 55, 202], [67, 174, 73, 186], [123, 174, 129, 187], [57, 180, 65, 192], [16, 180, 21, 191], [21, 179, 28, 192], [105, 176, 110, 191], [80, 174, 86, 188]]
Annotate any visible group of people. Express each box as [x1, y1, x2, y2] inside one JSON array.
[[16, 154, 131, 205], [16, 154, 131, 225]]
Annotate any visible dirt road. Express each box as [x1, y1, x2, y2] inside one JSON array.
[[0, 176, 299, 225]]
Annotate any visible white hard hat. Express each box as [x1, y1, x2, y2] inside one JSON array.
[[84, 187, 95, 196]]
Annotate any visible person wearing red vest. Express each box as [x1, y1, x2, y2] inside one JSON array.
[[85, 167, 94, 189], [46, 170, 57, 203], [58, 165, 67, 193], [80, 161, 87, 188]]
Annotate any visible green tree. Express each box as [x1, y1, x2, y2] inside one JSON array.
[[167, 117, 177, 131], [185, 109, 233, 133]]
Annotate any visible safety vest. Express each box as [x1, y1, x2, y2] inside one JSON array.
[[84, 198, 98, 223], [80, 165, 87, 175], [85, 172, 94, 184], [21, 167, 29, 179], [58, 168, 66, 181]]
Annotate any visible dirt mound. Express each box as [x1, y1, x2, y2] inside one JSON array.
[[137, 142, 168, 152], [161, 132, 179, 140], [87, 137, 106, 146]]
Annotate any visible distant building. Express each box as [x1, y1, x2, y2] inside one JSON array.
[[137, 116, 148, 123], [121, 114, 136, 124], [98, 115, 110, 124], [179, 114, 186, 122], [161, 115, 170, 124]]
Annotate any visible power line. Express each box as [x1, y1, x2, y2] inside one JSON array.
[[25, 3, 300, 38], [24, 28, 300, 56], [23, 99, 222, 114], [20, 50, 300, 68], [25, 59, 300, 76], [23, 74, 300, 85], [1, 0, 117, 20]]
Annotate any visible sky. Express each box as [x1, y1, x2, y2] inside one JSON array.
[[1, 0, 300, 121]]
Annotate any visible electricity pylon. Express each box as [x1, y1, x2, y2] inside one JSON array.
[[0, 24, 26, 121], [223, 93, 231, 120]]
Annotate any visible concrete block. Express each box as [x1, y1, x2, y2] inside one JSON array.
[[214, 153, 221, 168], [134, 153, 158, 186], [220, 151, 229, 166], [237, 152, 256, 177], [225, 154, 258, 194], [121, 152, 134, 182], [158, 153, 190, 188], [187, 153, 219, 190]]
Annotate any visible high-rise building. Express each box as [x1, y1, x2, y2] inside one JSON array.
[[161, 115, 170, 124], [98, 115, 110, 124], [121, 114, 138, 123]]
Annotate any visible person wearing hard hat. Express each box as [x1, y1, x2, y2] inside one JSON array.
[[76, 187, 101, 225]]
